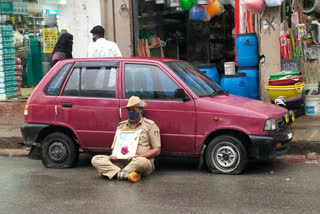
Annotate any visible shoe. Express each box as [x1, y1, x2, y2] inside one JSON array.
[[117, 171, 129, 181], [128, 172, 141, 183]]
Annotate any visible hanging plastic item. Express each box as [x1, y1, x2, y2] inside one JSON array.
[[291, 11, 299, 26], [197, 0, 209, 4], [243, 0, 265, 14], [203, 0, 221, 18], [189, 5, 208, 20], [265, 0, 284, 7], [181, 0, 194, 10]]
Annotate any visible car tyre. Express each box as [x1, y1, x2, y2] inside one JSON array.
[[205, 135, 247, 174], [41, 132, 79, 168]]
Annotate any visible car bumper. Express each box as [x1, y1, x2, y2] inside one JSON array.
[[21, 123, 49, 160], [20, 123, 49, 147], [248, 128, 294, 160]]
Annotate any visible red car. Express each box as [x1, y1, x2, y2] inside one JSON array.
[[21, 57, 294, 174]]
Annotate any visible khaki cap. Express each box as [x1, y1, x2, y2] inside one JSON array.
[[121, 96, 148, 109]]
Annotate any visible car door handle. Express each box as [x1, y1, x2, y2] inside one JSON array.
[[62, 102, 73, 108]]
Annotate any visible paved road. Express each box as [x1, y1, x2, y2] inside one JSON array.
[[0, 155, 319, 214]]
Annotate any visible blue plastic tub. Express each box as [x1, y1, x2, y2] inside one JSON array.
[[220, 73, 249, 98], [236, 33, 259, 67], [237, 66, 259, 99], [197, 63, 220, 84]]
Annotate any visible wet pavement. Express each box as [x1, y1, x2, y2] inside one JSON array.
[[1, 155, 320, 214]]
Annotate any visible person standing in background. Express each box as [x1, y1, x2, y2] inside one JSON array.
[[51, 32, 73, 66], [88, 25, 122, 57]]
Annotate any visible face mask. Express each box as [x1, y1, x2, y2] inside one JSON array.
[[92, 37, 97, 42], [17, 28, 24, 34], [128, 111, 140, 120]]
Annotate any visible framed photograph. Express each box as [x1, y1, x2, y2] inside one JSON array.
[[112, 131, 140, 159]]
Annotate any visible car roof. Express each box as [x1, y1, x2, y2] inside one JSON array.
[[61, 57, 181, 64]]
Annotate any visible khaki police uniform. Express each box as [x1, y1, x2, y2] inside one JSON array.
[[91, 117, 161, 179]]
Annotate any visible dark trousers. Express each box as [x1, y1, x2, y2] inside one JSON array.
[[21, 58, 28, 88]]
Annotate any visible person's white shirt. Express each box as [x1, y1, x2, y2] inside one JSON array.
[[88, 38, 122, 57]]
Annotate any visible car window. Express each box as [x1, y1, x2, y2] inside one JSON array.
[[45, 63, 73, 96], [165, 61, 222, 97], [62, 67, 117, 98], [125, 64, 180, 100]]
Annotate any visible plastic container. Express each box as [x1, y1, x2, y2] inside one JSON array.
[[0, 65, 16, 72], [303, 83, 319, 96], [220, 73, 249, 98], [189, 5, 208, 20], [236, 33, 259, 67], [3, 48, 15, 54], [0, 70, 17, 77], [0, 86, 17, 94], [269, 72, 299, 80], [268, 75, 303, 85], [237, 66, 259, 99], [0, 81, 17, 88], [224, 62, 235, 75], [304, 95, 320, 115], [244, 0, 266, 14], [4, 59, 16, 65], [0, 25, 13, 31], [265, 82, 305, 101], [197, 63, 220, 83]]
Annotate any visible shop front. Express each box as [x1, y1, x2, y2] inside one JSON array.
[[0, 0, 101, 100], [131, 0, 236, 79]]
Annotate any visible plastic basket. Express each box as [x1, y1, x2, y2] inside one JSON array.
[[265, 82, 305, 101], [269, 72, 299, 80]]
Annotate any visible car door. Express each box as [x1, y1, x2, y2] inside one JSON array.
[[119, 62, 197, 155], [56, 61, 120, 151]]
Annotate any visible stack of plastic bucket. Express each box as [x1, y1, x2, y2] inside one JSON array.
[[235, 33, 260, 99], [196, 63, 220, 84], [265, 72, 305, 110], [0, 25, 18, 100]]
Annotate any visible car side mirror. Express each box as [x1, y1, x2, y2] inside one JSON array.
[[174, 89, 190, 101]]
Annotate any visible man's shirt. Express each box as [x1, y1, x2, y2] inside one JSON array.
[[88, 38, 122, 57], [111, 117, 161, 164]]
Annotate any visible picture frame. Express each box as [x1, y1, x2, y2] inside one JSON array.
[[112, 131, 140, 159]]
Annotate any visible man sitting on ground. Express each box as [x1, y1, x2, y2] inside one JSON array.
[[91, 96, 161, 182]]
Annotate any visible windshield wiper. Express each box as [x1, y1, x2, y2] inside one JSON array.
[[211, 89, 229, 97]]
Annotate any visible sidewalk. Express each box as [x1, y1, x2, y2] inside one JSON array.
[[0, 112, 319, 157]]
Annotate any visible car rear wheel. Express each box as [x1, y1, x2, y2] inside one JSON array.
[[41, 132, 79, 168], [205, 135, 247, 174]]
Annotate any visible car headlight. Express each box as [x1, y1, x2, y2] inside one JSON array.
[[289, 110, 295, 123], [283, 113, 290, 124], [264, 119, 276, 131]]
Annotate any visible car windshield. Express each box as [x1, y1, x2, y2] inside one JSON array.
[[165, 61, 224, 97]]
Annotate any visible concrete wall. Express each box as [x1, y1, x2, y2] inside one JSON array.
[[66, 0, 101, 58], [100, 0, 133, 56], [259, 7, 281, 102], [29, 0, 101, 58]]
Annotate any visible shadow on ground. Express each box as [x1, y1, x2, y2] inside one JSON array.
[[77, 153, 287, 175]]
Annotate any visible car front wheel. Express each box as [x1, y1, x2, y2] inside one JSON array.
[[41, 132, 79, 168], [205, 135, 247, 174]]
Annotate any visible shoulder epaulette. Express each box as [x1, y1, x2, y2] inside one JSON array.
[[144, 118, 155, 125], [117, 120, 127, 127]]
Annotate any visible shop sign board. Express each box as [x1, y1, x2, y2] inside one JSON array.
[[46, 9, 59, 15], [0, 1, 14, 13], [43, 27, 58, 53], [281, 59, 299, 72]]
